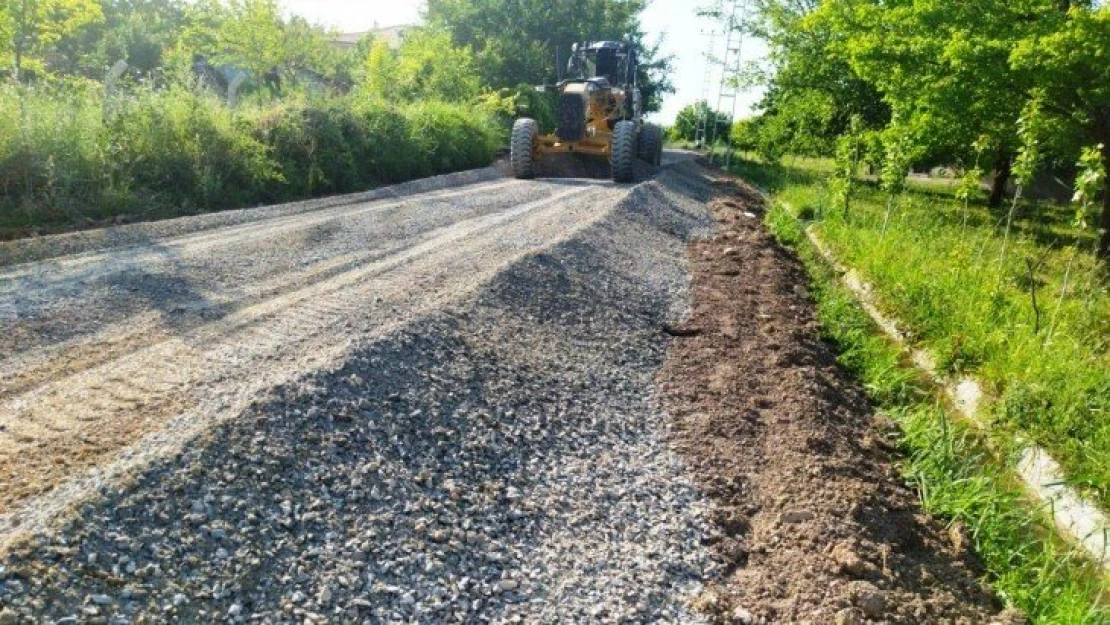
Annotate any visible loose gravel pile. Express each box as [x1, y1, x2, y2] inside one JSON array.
[[0, 165, 721, 623]]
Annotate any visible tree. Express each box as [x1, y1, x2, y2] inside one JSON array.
[[0, 0, 103, 79], [425, 0, 674, 112], [1010, 5, 1110, 258], [747, 0, 889, 156], [815, 0, 1040, 207], [671, 100, 731, 143], [46, 0, 188, 77], [177, 0, 340, 82], [754, 0, 1109, 250], [359, 28, 481, 102]]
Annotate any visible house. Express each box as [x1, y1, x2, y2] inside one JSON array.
[[333, 24, 411, 51]]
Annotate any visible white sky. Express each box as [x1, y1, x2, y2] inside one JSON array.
[[280, 0, 766, 125]]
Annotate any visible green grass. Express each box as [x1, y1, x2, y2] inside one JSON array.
[[0, 82, 502, 237], [763, 196, 1108, 623], [734, 156, 1109, 510]]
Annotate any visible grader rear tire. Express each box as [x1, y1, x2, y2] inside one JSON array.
[[638, 123, 663, 166], [611, 120, 636, 183], [510, 118, 538, 179]]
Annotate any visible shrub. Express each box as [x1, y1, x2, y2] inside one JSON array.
[[0, 83, 501, 235]]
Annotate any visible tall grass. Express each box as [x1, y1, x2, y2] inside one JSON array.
[[764, 196, 1108, 624], [0, 82, 502, 236], [736, 156, 1110, 509]]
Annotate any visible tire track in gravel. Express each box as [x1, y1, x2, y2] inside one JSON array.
[[0, 180, 522, 289], [0, 161, 720, 624], [0, 186, 534, 401], [0, 178, 539, 371], [0, 179, 622, 543]]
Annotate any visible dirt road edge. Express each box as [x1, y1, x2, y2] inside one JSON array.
[[658, 175, 1014, 623]]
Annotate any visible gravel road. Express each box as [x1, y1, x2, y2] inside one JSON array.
[[0, 159, 722, 622]]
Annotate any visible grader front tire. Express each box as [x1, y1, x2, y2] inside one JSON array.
[[510, 118, 538, 179]]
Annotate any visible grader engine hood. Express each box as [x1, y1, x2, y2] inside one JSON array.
[[556, 81, 624, 143]]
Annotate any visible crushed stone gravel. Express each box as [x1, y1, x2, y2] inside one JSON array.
[[0, 163, 722, 623]]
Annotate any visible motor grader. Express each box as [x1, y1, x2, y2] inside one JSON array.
[[510, 41, 663, 183]]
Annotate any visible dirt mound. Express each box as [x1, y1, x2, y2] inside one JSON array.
[[659, 177, 1017, 624]]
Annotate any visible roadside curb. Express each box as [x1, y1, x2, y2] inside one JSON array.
[[801, 223, 1109, 572]]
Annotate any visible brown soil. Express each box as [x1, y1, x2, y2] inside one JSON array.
[[659, 176, 1022, 624]]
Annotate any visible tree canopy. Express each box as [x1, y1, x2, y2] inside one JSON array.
[[671, 100, 731, 143], [0, 0, 103, 78], [740, 0, 1110, 257], [426, 0, 674, 112]]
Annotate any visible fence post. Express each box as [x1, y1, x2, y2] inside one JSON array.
[[103, 60, 128, 119], [228, 73, 247, 108]]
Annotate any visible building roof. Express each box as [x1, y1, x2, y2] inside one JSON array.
[[333, 24, 411, 50]]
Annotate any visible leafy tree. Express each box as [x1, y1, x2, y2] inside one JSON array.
[[49, 0, 188, 77], [748, 0, 1110, 258], [671, 100, 730, 143], [744, 0, 889, 157], [359, 29, 481, 102], [0, 0, 103, 79], [1009, 4, 1110, 258], [814, 0, 1038, 207], [426, 0, 673, 112], [177, 0, 340, 81]]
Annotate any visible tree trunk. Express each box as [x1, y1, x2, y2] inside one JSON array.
[[988, 152, 1012, 209], [1098, 142, 1110, 261]]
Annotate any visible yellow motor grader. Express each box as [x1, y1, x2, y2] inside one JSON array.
[[510, 41, 663, 183]]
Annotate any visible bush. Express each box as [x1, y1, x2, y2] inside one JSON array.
[[0, 83, 501, 235], [0, 82, 106, 227], [108, 86, 278, 211]]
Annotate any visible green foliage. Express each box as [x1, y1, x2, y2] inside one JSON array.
[[0, 0, 529, 236], [745, 1, 890, 157], [670, 101, 731, 143], [478, 84, 557, 135], [1008, 5, 1110, 165], [426, 0, 674, 113], [746, 0, 1110, 257], [359, 29, 481, 103], [762, 184, 1107, 624], [0, 82, 500, 234], [1072, 144, 1106, 231], [830, 115, 863, 215], [177, 0, 342, 79], [1013, 98, 1045, 189], [107, 85, 278, 209], [0, 0, 103, 78], [0, 81, 105, 220], [879, 123, 913, 197], [63, 0, 188, 75]]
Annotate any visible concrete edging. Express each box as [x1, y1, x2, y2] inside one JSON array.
[[801, 225, 1108, 572]]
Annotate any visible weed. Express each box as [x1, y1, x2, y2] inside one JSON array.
[[763, 195, 1108, 623], [0, 82, 501, 236], [738, 155, 1109, 507]]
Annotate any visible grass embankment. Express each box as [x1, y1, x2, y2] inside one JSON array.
[[0, 83, 502, 238], [734, 156, 1109, 508], [755, 167, 1108, 622]]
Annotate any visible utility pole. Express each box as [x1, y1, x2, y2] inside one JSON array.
[[708, 0, 748, 169], [694, 29, 718, 150]]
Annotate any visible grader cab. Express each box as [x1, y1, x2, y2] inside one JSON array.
[[510, 41, 663, 183]]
